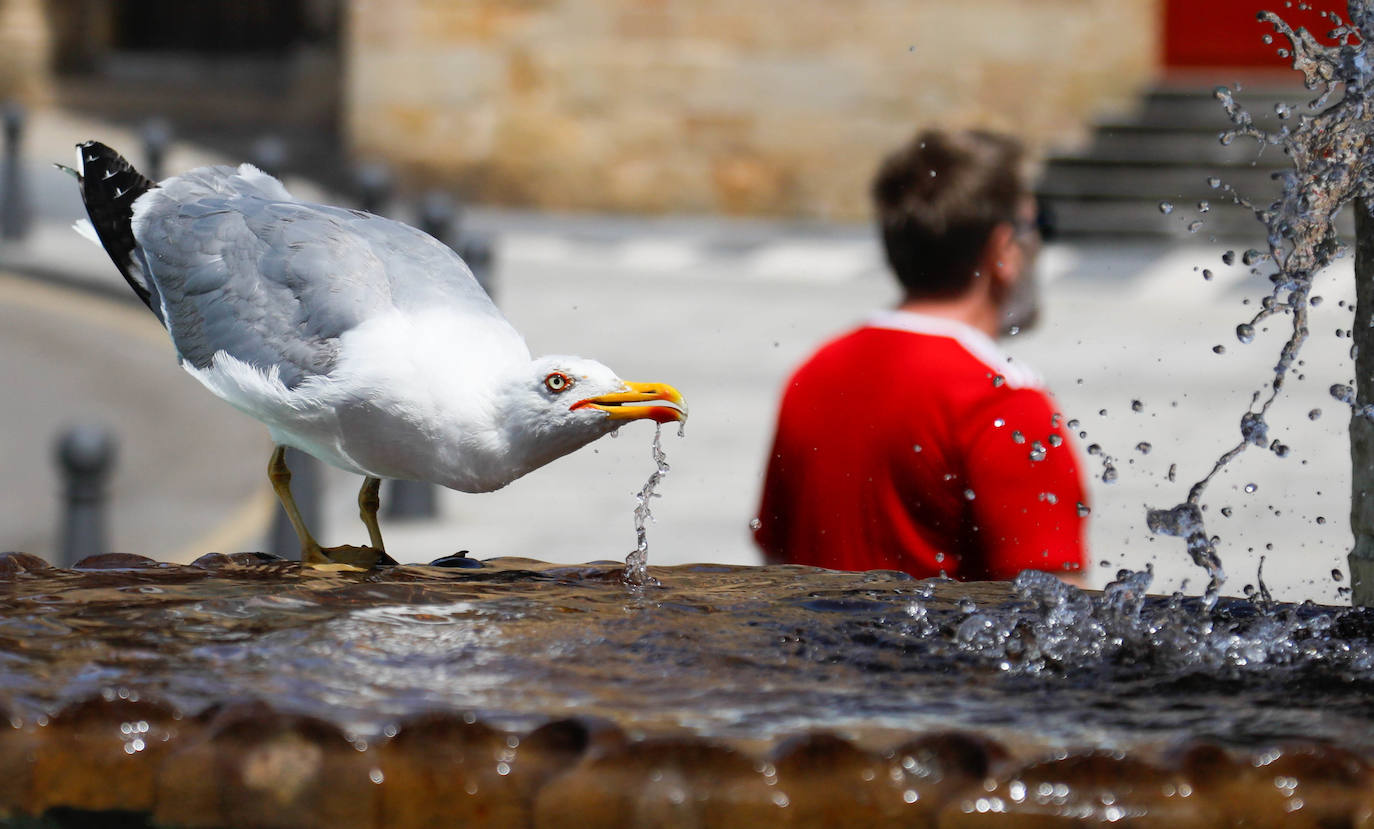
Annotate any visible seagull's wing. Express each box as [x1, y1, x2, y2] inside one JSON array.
[[130, 164, 501, 389]]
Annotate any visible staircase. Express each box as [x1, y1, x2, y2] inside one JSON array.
[[1038, 81, 1328, 239]]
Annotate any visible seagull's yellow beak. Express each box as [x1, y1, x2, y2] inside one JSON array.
[[572, 381, 688, 424]]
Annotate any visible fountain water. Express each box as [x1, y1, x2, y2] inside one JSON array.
[[1146, 1, 1374, 607]]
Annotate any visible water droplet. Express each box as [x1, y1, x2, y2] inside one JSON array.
[[993, 418, 1006, 428], [913, 444, 923, 452], [1240, 412, 1268, 446], [1101, 464, 1118, 484], [1242, 248, 1266, 266], [1159, 201, 1174, 214], [1332, 567, 1343, 581], [1308, 408, 1322, 420], [992, 375, 1005, 388], [1187, 220, 1204, 233], [1222, 250, 1236, 265], [369, 768, 384, 784], [1136, 441, 1152, 454], [1236, 323, 1256, 343], [1029, 442, 1047, 462], [1331, 384, 1355, 404], [749, 518, 762, 530], [1202, 268, 1214, 281], [1213, 344, 1226, 354], [1076, 502, 1091, 517], [1244, 482, 1258, 493], [935, 552, 946, 563], [1263, 33, 1275, 44], [1167, 463, 1177, 481], [1087, 443, 1102, 456], [1221, 507, 1233, 517], [1317, 516, 1327, 525], [1011, 430, 1025, 444], [1047, 434, 1063, 447], [1208, 176, 1223, 188], [1131, 400, 1145, 412], [1198, 201, 1211, 213]]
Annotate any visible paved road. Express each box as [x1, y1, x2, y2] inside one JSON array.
[[0, 272, 270, 563]]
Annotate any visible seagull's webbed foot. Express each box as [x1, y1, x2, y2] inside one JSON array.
[[310, 543, 397, 570], [268, 447, 398, 569]]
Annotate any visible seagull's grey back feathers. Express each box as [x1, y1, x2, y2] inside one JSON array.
[[131, 163, 503, 389]]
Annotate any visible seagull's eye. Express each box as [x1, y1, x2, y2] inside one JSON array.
[[544, 372, 573, 393]]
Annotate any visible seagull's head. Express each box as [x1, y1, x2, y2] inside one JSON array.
[[496, 355, 687, 473]]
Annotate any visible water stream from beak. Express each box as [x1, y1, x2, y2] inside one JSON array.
[[624, 423, 670, 586]]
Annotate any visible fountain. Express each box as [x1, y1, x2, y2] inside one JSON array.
[[9, 4, 1374, 828]]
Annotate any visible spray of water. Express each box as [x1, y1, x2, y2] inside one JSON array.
[[623, 423, 670, 586], [1147, 2, 1374, 604]]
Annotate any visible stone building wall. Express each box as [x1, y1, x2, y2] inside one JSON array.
[[0, 0, 54, 104], [344, 0, 1161, 219]]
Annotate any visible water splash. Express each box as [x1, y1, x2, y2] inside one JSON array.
[[1148, 2, 1374, 600], [624, 423, 669, 586]]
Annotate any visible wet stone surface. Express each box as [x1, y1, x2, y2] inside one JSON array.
[[0, 552, 1371, 826]]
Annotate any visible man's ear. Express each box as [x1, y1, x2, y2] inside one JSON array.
[[982, 222, 1022, 300]]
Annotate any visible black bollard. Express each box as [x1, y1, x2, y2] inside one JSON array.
[[353, 161, 393, 216], [459, 233, 497, 300], [268, 447, 323, 560], [419, 190, 456, 245], [1, 101, 31, 241], [251, 135, 289, 181], [55, 426, 116, 567], [141, 117, 172, 182], [388, 185, 439, 520], [386, 476, 437, 520]]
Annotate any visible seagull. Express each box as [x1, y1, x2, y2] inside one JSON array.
[[64, 141, 686, 568]]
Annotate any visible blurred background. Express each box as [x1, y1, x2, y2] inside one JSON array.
[[0, 0, 1360, 602]]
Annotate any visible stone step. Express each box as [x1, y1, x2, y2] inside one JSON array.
[[1040, 160, 1283, 202], [1066, 126, 1292, 168], [1043, 82, 1323, 237], [1040, 194, 1354, 239]]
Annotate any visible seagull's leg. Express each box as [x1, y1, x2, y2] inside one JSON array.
[[267, 445, 329, 564], [358, 476, 385, 551]]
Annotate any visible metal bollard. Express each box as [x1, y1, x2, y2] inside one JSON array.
[[1, 101, 31, 241], [353, 161, 393, 216], [141, 117, 172, 182], [386, 477, 436, 520], [55, 425, 116, 567], [268, 447, 323, 560], [419, 190, 456, 245], [459, 233, 496, 301], [251, 135, 289, 181]]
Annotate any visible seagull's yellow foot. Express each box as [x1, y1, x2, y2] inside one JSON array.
[[309, 543, 397, 570]]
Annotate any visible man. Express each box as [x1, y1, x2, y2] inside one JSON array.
[[754, 129, 1087, 582]]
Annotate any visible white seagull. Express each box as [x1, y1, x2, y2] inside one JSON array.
[[66, 141, 686, 568]]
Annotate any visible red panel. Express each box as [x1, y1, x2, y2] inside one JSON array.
[[1164, 0, 1349, 68]]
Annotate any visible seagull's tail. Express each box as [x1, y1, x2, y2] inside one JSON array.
[[70, 141, 164, 324]]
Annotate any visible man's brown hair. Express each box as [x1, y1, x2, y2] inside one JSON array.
[[872, 129, 1029, 299]]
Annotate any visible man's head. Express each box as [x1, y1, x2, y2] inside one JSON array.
[[872, 129, 1041, 328]]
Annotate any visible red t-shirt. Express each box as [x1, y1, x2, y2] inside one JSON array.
[[754, 311, 1088, 580]]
